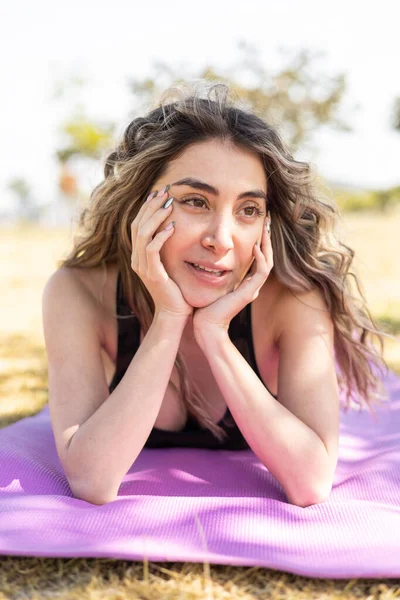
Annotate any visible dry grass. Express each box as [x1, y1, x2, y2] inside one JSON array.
[[1, 210, 400, 599]]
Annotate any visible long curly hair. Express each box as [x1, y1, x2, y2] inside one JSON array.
[[59, 80, 393, 442]]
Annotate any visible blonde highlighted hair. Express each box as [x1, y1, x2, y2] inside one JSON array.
[[59, 80, 393, 442]]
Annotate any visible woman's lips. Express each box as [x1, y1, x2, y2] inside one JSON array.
[[185, 262, 231, 285]]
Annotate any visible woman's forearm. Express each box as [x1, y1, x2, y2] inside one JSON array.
[[66, 312, 188, 504], [197, 331, 334, 507]]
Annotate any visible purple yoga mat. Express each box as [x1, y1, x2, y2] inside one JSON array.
[[0, 368, 400, 579]]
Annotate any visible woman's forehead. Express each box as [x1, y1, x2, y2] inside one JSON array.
[[163, 140, 267, 190]]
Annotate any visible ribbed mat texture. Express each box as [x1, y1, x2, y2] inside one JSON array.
[[0, 369, 399, 579]]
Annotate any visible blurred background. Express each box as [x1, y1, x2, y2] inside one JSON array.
[[1, 0, 399, 423]]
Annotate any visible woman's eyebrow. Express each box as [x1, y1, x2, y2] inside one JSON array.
[[171, 177, 267, 201]]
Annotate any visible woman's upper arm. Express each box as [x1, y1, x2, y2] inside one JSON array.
[[42, 268, 111, 473]]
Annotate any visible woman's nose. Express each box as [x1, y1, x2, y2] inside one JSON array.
[[201, 217, 235, 253]]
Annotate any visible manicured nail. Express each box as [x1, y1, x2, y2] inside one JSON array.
[[147, 190, 158, 201], [165, 221, 175, 230], [162, 197, 174, 209], [158, 184, 170, 196]]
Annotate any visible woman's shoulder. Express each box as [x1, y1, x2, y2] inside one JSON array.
[[268, 275, 332, 342], [257, 269, 287, 318], [50, 263, 120, 316], [257, 271, 329, 344], [250, 270, 286, 347]]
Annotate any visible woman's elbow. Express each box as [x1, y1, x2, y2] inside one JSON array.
[[70, 480, 117, 505], [292, 493, 329, 508], [291, 482, 332, 508]]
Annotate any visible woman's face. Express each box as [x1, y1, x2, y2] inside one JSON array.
[[152, 138, 268, 308]]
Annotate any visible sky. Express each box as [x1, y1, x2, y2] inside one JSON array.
[[1, 0, 400, 212]]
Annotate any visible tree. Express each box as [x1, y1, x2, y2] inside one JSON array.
[[56, 116, 115, 164], [128, 42, 351, 149], [54, 41, 351, 206], [53, 72, 115, 205]]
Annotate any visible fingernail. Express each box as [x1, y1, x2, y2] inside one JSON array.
[[147, 190, 158, 201], [158, 184, 170, 196], [165, 221, 175, 230], [162, 197, 174, 209]]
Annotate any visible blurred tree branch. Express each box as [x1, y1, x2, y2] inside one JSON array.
[[54, 41, 352, 205], [128, 41, 352, 149], [56, 116, 115, 164]]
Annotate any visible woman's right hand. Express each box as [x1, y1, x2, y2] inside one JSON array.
[[130, 185, 194, 319]]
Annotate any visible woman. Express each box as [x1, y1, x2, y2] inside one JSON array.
[[42, 81, 390, 507]]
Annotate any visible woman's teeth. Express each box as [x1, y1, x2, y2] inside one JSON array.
[[190, 263, 224, 276]]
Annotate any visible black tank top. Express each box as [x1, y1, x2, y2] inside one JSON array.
[[108, 272, 278, 450]]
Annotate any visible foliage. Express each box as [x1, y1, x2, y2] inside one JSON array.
[[128, 41, 351, 149], [334, 185, 400, 213], [55, 42, 351, 172], [56, 116, 115, 164]]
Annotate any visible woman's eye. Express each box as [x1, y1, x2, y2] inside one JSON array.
[[242, 205, 264, 217], [182, 198, 205, 208], [243, 206, 259, 217], [180, 198, 263, 217]]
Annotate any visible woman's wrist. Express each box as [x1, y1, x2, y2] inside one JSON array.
[[193, 324, 229, 354], [153, 309, 191, 331]]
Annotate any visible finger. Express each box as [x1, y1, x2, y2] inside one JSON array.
[[146, 223, 175, 281], [243, 242, 270, 285], [243, 244, 258, 280], [135, 198, 174, 273], [131, 190, 158, 241], [139, 199, 174, 241], [238, 253, 269, 302], [261, 220, 273, 260], [131, 185, 170, 239], [255, 239, 270, 267], [142, 184, 171, 216], [134, 191, 173, 252], [131, 191, 158, 271]]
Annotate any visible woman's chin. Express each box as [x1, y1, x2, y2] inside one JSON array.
[[182, 294, 217, 309], [173, 267, 241, 308], [180, 287, 224, 309]]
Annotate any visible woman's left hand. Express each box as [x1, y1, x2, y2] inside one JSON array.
[[193, 217, 273, 342]]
